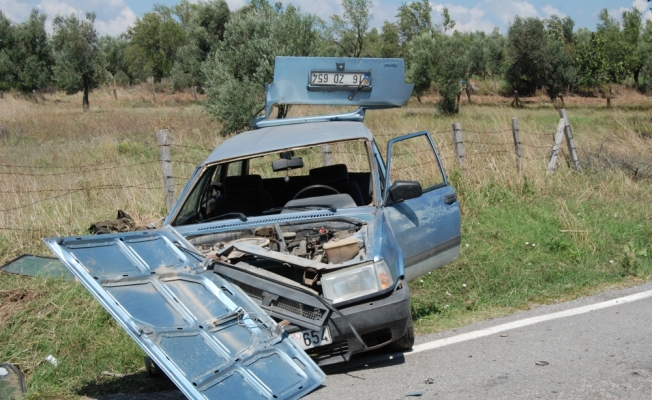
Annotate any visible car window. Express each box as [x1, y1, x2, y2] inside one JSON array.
[[389, 134, 445, 192], [248, 139, 371, 177], [226, 160, 243, 176], [173, 165, 220, 225]]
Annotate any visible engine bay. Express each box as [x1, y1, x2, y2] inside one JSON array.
[[188, 220, 367, 294]]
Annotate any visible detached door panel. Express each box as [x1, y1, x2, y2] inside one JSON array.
[[384, 131, 461, 281]]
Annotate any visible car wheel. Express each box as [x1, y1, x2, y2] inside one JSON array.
[[387, 313, 414, 351]]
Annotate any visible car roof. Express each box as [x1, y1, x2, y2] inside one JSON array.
[[202, 121, 373, 165]]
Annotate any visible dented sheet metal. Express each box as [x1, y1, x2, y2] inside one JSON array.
[[219, 243, 329, 271], [44, 226, 325, 400]]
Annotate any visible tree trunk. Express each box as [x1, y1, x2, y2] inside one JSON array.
[[634, 70, 640, 90], [465, 87, 471, 103], [83, 84, 90, 112], [607, 84, 612, 109]]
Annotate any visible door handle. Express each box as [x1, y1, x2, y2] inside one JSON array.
[[444, 194, 457, 205]]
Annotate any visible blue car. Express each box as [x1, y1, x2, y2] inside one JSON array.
[[45, 57, 460, 399], [168, 57, 461, 365]]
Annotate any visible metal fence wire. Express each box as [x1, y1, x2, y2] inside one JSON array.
[[4, 110, 637, 221]]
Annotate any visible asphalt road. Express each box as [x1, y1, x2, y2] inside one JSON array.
[[97, 283, 652, 400], [307, 283, 652, 400]]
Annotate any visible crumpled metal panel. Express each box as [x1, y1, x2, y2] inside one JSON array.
[[44, 226, 325, 400]]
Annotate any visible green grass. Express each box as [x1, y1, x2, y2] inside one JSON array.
[[0, 276, 176, 399], [0, 86, 651, 397], [410, 172, 652, 333]]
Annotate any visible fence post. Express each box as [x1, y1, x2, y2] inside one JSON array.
[[452, 123, 465, 169], [558, 109, 582, 172], [512, 117, 522, 173], [156, 129, 175, 213], [193, 86, 198, 101], [321, 145, 333, 166], [547, 119, 566, 176]]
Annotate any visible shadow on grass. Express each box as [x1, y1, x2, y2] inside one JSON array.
[[77, 370, 180, 399]]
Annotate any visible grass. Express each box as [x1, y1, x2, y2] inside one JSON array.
[[0, 84, 651, 397]]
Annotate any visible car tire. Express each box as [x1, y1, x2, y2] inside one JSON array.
[[387, 313, 414, 351]]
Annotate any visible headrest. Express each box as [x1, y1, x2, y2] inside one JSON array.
[[224, 175, 263, 194], [310, 164, 349, 185]]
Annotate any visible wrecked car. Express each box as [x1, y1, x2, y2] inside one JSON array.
[[45, 57, 460, 399]]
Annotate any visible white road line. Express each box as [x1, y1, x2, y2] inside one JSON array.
[[406, 289, 652, 356]]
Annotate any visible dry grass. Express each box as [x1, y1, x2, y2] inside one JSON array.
[[0, 87, 224, 263], [2, 85, 652, 263], [0, 84, 651, 397]]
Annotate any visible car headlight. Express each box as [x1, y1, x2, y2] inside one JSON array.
[[321, 259, 393, 304]]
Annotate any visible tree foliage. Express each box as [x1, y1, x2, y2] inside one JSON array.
[[330, 0, 372, 57], [202, 1, 322, 135], [0, 10, 53, 92], [171, 0, 230, 89], [99, 35, 131, 85], [2, 0, 652, 117], [506, 17, 547, 96], [396, 0, 433, 46], [52, 12, 103, 111], [126, 11, 185, 81]]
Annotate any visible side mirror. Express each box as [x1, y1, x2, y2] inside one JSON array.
[[272, 157, 304, 172], [386, 180, 422, 206]]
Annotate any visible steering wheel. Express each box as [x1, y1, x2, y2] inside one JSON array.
[[293, 184, 340, 200]]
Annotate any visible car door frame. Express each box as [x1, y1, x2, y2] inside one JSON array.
[[381, 130, 461, 281]]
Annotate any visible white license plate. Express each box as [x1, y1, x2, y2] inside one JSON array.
[[290, 327, 333, 350], [310, 72, 370, 87]]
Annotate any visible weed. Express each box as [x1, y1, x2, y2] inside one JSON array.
[[0, 86, 651, 396]]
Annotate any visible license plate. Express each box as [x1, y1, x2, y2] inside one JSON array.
[[310, 71, 370, 87], [290, 327, 333, 350]]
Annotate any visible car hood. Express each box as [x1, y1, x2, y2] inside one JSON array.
[[44, 226, 325, 400]]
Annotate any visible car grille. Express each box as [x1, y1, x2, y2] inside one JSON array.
[[233, 281, 263, 301], [274, 297, 324, 321], [231, 279, 325, 322]]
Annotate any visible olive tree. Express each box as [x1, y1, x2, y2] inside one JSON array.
[[125, 11, 185, 82], [52, 12, 104, 111], [99, 35, 131, 85], [541, 16, 576, 102], [505, 17, 547, 96], [171, 0, 230, 89], [202, 1, 322, 135], [0, 10, 54, 92], [407, 32, 469, 114], [329, 0, 372, 57], [396, 0, 433, 46]]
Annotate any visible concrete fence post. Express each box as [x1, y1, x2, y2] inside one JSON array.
[[156, 129, 175, 213], [321, 145, 333, 166], [512, 117, 522, 174], [547, 119, 566, 176], [452, 123, 465, 169], [559, 109, 582, 172]]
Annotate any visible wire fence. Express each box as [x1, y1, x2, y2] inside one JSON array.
[[1, 109, 649, 229]]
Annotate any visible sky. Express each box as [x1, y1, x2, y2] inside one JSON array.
[[1, 0, 651, 36]]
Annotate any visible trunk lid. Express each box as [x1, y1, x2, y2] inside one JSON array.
[[44, 226, 325, 400]]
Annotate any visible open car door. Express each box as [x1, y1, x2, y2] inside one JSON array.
[[44, 227, 325, 400], [383, 131, 461, 281]]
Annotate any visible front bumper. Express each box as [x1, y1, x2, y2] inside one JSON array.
[[213, 262, 411, 366], [307, 283, 411, 366]]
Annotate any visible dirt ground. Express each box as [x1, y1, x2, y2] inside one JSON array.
[[416, 85, 652, 109]]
